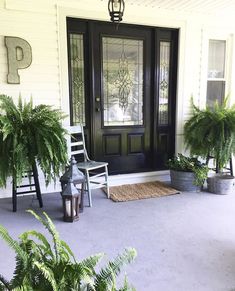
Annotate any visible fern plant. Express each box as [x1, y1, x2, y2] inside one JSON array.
[[167, 153, 208, 186], [184, 98, 235, 172], [0, 94, 68, 187], [0, 210, 136, 291]]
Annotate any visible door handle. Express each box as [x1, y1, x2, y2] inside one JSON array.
[[96, 107, 106, 112], [95, 97, 101, 112]]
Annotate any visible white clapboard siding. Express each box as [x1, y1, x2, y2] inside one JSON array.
[[0, 1, 62, 198], [0, 2, 60, 99], [0, 0, 235, 198], [5, 0, 56, 14]]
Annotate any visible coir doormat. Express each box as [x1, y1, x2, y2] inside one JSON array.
[[109, 181, 180, 202]]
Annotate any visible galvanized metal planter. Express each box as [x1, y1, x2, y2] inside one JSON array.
[[207, 175, 235, 194], [170, 170, 200, 192]]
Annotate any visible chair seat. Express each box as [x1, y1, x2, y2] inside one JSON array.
[[77, 160, 108, 170]]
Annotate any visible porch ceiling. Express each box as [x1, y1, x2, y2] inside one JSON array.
[[102, 0, 235, 16]]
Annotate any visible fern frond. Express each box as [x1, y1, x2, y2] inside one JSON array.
[[26, 210, 61, 263], [0, 95, 67, 187], [118, 275, 136, 291], [60, 241, 76, 263], [33, 261, 58, 291], [184, 98, 235, 171], [0, 274, 10, 290], [80, 253, 104, 274], [94, 248, 137, 290], [0, 226, 28, 267], [0, 211, 136, 291], [19, 230, 54, 260]]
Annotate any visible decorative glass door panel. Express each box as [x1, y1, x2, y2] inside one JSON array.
[[69, 33, 86, 125], [102, 37, 143, 126], [159, 41, 171, 125]]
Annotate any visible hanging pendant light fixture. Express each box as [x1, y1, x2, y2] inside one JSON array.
[[108, 0, 125, 23]]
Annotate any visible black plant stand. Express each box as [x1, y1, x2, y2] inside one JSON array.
[[206, 155, 233, 176], [12, 163, 43, 212]]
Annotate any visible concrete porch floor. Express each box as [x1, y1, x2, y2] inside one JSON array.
[[0, 188, 235, 291]]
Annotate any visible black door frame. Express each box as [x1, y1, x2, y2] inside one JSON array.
[[154, 29, 178, 169], [67, 17, 178, 173]]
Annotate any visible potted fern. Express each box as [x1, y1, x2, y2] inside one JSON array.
[[0, 94, 68, 188], [0, 210, 136, 290], [167, 154, 208, 192], [184, 98, 235, 194]]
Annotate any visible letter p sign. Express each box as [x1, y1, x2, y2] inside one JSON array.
[[5, 36, 32, 84]]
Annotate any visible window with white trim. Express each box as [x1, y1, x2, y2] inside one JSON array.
[[206, 39, 226, 107]]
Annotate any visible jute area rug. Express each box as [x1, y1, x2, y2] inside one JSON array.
[[109, 181, 180, 202]]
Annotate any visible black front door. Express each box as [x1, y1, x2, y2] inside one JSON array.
[[67, 18, 178, 174], [92, 23, 152, 174]]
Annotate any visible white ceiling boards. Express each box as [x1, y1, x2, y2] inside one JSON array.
[[100, 0, 235, 16]]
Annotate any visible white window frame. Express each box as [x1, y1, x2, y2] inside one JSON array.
[[200, 29, 233, 108]]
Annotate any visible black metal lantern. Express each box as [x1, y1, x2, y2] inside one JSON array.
[[60, 156, 85, 221], [60, 156, 84, 190], [108, 0, 125, 23], [61, 178, 80, 222]]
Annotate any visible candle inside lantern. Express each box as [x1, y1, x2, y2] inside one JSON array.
[[65, 199, 76, 217]]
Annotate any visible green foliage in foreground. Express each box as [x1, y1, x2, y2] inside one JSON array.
[[167, 153, 208, 186], [0, 210, 136, 291], [184, 98, 235, 171], [0, 94, 68, 187]]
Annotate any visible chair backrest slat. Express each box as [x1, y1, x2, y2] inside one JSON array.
[[70, 149, 85, 155], [65, 125, 89, 162], [66, 125, 82, 134], [71, 141, 83, 147]]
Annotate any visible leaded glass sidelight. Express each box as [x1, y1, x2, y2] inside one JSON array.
[[69, 34, 86, 125], [159, 41, 171, 125], [102, 37, 143, 126]]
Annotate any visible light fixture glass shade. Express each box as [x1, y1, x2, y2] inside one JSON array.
[[108, 0, 125, 23]]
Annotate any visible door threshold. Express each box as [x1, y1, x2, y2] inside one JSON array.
[[109, 170, 170, 187]]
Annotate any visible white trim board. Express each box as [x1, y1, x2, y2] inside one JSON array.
[[0, 170, 170, 198], [108, 170, 170, 187]]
